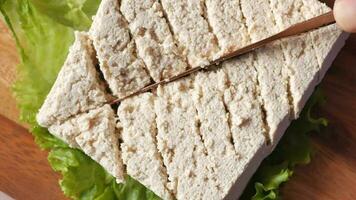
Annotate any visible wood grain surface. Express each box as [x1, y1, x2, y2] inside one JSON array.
[[0, 2, 355, 199]]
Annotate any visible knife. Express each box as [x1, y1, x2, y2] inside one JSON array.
[[111, 11, 336, 104]]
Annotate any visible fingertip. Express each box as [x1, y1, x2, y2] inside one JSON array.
[[334, 0, 356, 33]]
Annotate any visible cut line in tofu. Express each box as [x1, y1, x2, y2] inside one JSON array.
[[220, 55, 268, 159], [120, 0, 188, 82], [239, 0, 292, 146], [118, 93, 173, 200], [48, 105, 125, 183], [240, 0, 279, 42], [154, 78, 220, 199], [204, 0, 250, 54], [160, 0, 220, 67], [220, 55, 268, 198], [37, 32, 108, 128], [269, 0, 321, 117], [89, 0, 151, 99], [192, 70, 241, 198]]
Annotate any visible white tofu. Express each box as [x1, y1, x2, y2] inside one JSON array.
[[240, 0, 279, 42], [220, 55, 268, 198], [269, 0, 320, 117], [240, 0, 292, 146], [299, 2, 347, 83], [204, 0, 250, 53], [89, 0, 151, 98], [192, 71, 241, 198], [118, 93, 173, 200], [154, 79, 220, 200], [48, 105, 125, 183], [160, 0, 220, 67], [36, 32, 108, 127], [120, 0, 188, 81], [311, 25, 348, 82]]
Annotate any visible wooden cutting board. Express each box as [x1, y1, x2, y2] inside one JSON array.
[[0, 6, 355, 200]]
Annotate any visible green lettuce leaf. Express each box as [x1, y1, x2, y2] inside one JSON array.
[[1, 0, 328, 199], [30, 0, 101, 30]]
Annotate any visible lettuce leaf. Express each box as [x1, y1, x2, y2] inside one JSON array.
[[0, 0, 327, 199]]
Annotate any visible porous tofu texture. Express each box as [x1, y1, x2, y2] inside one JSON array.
[[89, 0, 151, 98], [160, 0, 220, 67], [118, 93, 173, 200], [48, 105, 125, 183], [120, 0, 188, 81], [36, 32, 108, 127], [204, 0, 250, 53]]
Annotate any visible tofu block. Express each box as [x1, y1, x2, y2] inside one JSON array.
[[37, 32, 108, 127], [160, 0, 220, 67], [220, 55, 268, 198], [48, 105, 125, 183], [118, 93, 173, 200], [204, 0, 250, 53], [154, 79, 220, 199], [120, 0, 188, 81], [89, 0, 151, 98]]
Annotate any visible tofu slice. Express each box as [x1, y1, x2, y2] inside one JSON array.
[[89, 0, 151, 98], [154, 79, 220, 200], [204, 0, 250, 53], [299, 2, 347, 83], [270, 0, 347, 117], [220, 55, 268, 199], [118, 93, 173, 200], [269, 0, 320, 117], [240, 0, 279, 42], [192, 71, 241, 198], [160, 0, 220, 67], [48, 105, 125, 183], [37, 32, 108, 127], [120, 0, 188, 81], [239, 1, 291, 146]]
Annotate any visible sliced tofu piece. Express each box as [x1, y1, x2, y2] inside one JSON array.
[[118, 93, 173, 200], [240, 0, 279, 42], [120, 0, 188, 81], [160, 0, 220, 67], [220, 55, 268, 199], [89, 0, 151, 98], [299, 2, 347, 83], [311, 25, 348, 82], [269, 0, 305, 29], [37, 32, 108, 127], [204, 0, 250, 53], [253, 44, 292, 146], [239, 1, 291, 146], [192, 71, 240, 198], [269, 0, 320, 117], [154, 79, 220, 200], [48, 105, 125, 183]]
